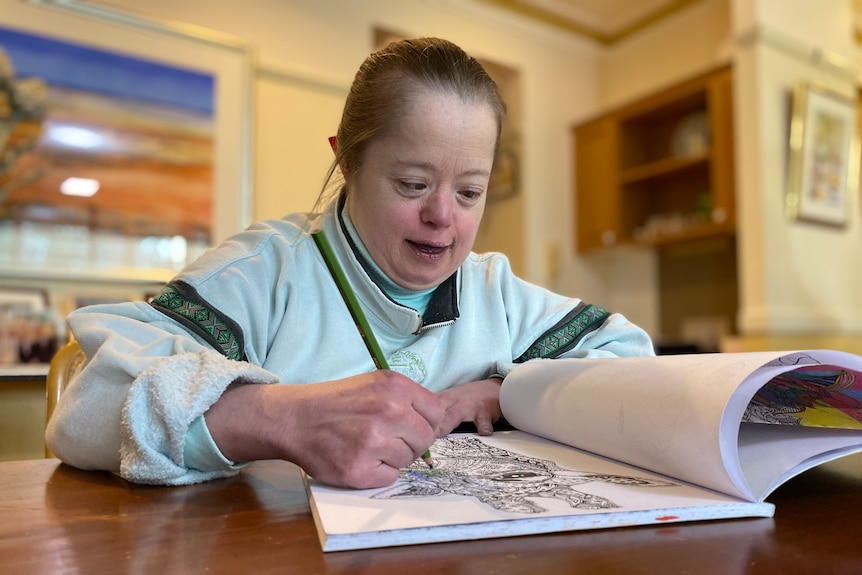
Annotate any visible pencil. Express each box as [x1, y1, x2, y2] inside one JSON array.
[[312, 230, 435, 469]]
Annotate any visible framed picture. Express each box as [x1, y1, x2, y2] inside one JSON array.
[[0, 0, 254, 277], [0, 285, 58, 364], [0, 286, 46, 314], [786, 81, 859, 227]]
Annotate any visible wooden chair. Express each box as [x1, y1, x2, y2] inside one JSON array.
[[45, 339, 85, 457]]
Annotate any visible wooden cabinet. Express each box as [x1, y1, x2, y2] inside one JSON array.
[[574, 65, 735, 252]]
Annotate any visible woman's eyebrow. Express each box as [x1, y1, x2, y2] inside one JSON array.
[[392, 159, 435, 171], [392, 160, 490, 178]]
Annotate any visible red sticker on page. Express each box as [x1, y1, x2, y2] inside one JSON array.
[[655, 516, 679, 521]]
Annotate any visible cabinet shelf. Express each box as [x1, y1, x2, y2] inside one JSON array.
[[619, 152, 710, 186], [574, 64, 734, 253], [633, 221, 734, 247], [571, 64, 738, 347]]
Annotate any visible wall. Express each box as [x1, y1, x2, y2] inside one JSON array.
[[599, 0, 733, 107], [0, 0, 745, 342], [563, 0, 862, 346], [0, 379, 45, 461], [0, 0, 632, 326], [732, 0, 862, 337], [560, 0, 734, 337], [0, 0, 620, 330], [11, 0, 858, 345]]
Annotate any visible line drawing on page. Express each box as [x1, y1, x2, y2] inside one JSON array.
[[371, 437, 676, 514]]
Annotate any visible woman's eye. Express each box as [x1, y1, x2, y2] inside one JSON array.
[[459, 188, 484, 202], [401, 181, 426, 193]]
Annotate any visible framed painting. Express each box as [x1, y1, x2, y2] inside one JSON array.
[[0, 285, 50, 364], [0, 0, 254, 278], [0, 285, 46, 314], [786, 81, 859, 227]]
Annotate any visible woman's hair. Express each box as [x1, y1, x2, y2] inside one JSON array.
[[313, 37, 505, 212]]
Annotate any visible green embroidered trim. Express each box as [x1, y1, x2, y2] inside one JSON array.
[[151, 284, 243, 361], [515, 303, 610, 363]]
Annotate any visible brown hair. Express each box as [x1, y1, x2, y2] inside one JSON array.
[[314, 37, 505, 212]]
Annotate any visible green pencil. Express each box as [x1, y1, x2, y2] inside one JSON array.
[[312, 230, 434, 468]]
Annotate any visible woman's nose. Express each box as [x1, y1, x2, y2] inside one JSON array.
[[421, 188, 453, 227]]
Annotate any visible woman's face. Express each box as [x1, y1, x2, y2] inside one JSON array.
[[347, 90, 498, 291]]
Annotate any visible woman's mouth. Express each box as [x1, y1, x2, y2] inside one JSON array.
[[408, 240, 450, 259]]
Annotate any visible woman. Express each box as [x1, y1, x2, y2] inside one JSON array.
[[46, 38, 654, 489]]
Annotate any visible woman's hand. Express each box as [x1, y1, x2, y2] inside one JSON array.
[[435, 378, 502, 437], [204, 370, 445, 489]]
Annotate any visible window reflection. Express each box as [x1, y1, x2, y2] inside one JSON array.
[[0, 27, 214, 277], [0, 220, 206, 272]]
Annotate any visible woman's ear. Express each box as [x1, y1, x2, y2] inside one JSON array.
[[328, 136, 338, 154]]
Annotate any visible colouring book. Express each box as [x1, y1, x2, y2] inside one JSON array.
[[304, 349, 862, 552]]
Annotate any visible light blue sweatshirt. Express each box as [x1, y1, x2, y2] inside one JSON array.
[[46, 200, 654, 485]]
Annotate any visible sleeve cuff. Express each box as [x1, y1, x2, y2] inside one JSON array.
[[184, 415, 248, 472]]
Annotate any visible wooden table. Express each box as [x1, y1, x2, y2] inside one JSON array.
[[2, 455, 862, 575]]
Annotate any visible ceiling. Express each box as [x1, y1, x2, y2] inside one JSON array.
[[479, 0, 702, 44]]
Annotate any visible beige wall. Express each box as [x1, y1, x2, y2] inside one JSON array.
[[565, 0, 862, 343], [1, 0, 622, 327], [732, 0, 862, 336], [0, 380, 45, 461], [4, 0, 861, 345], [562, 0, 734, 337], [44, 0, 616, 313], [0, 0, 739, 339], [599, 0, 733, 107]]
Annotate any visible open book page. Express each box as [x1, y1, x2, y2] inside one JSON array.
[[305, 431, 773, 552], [500, 351, 809, 500], [732, 349, 862, 499], [738, 423, 862, 499]]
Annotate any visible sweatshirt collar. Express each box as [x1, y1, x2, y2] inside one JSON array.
[[328, 195, 460, 334]]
